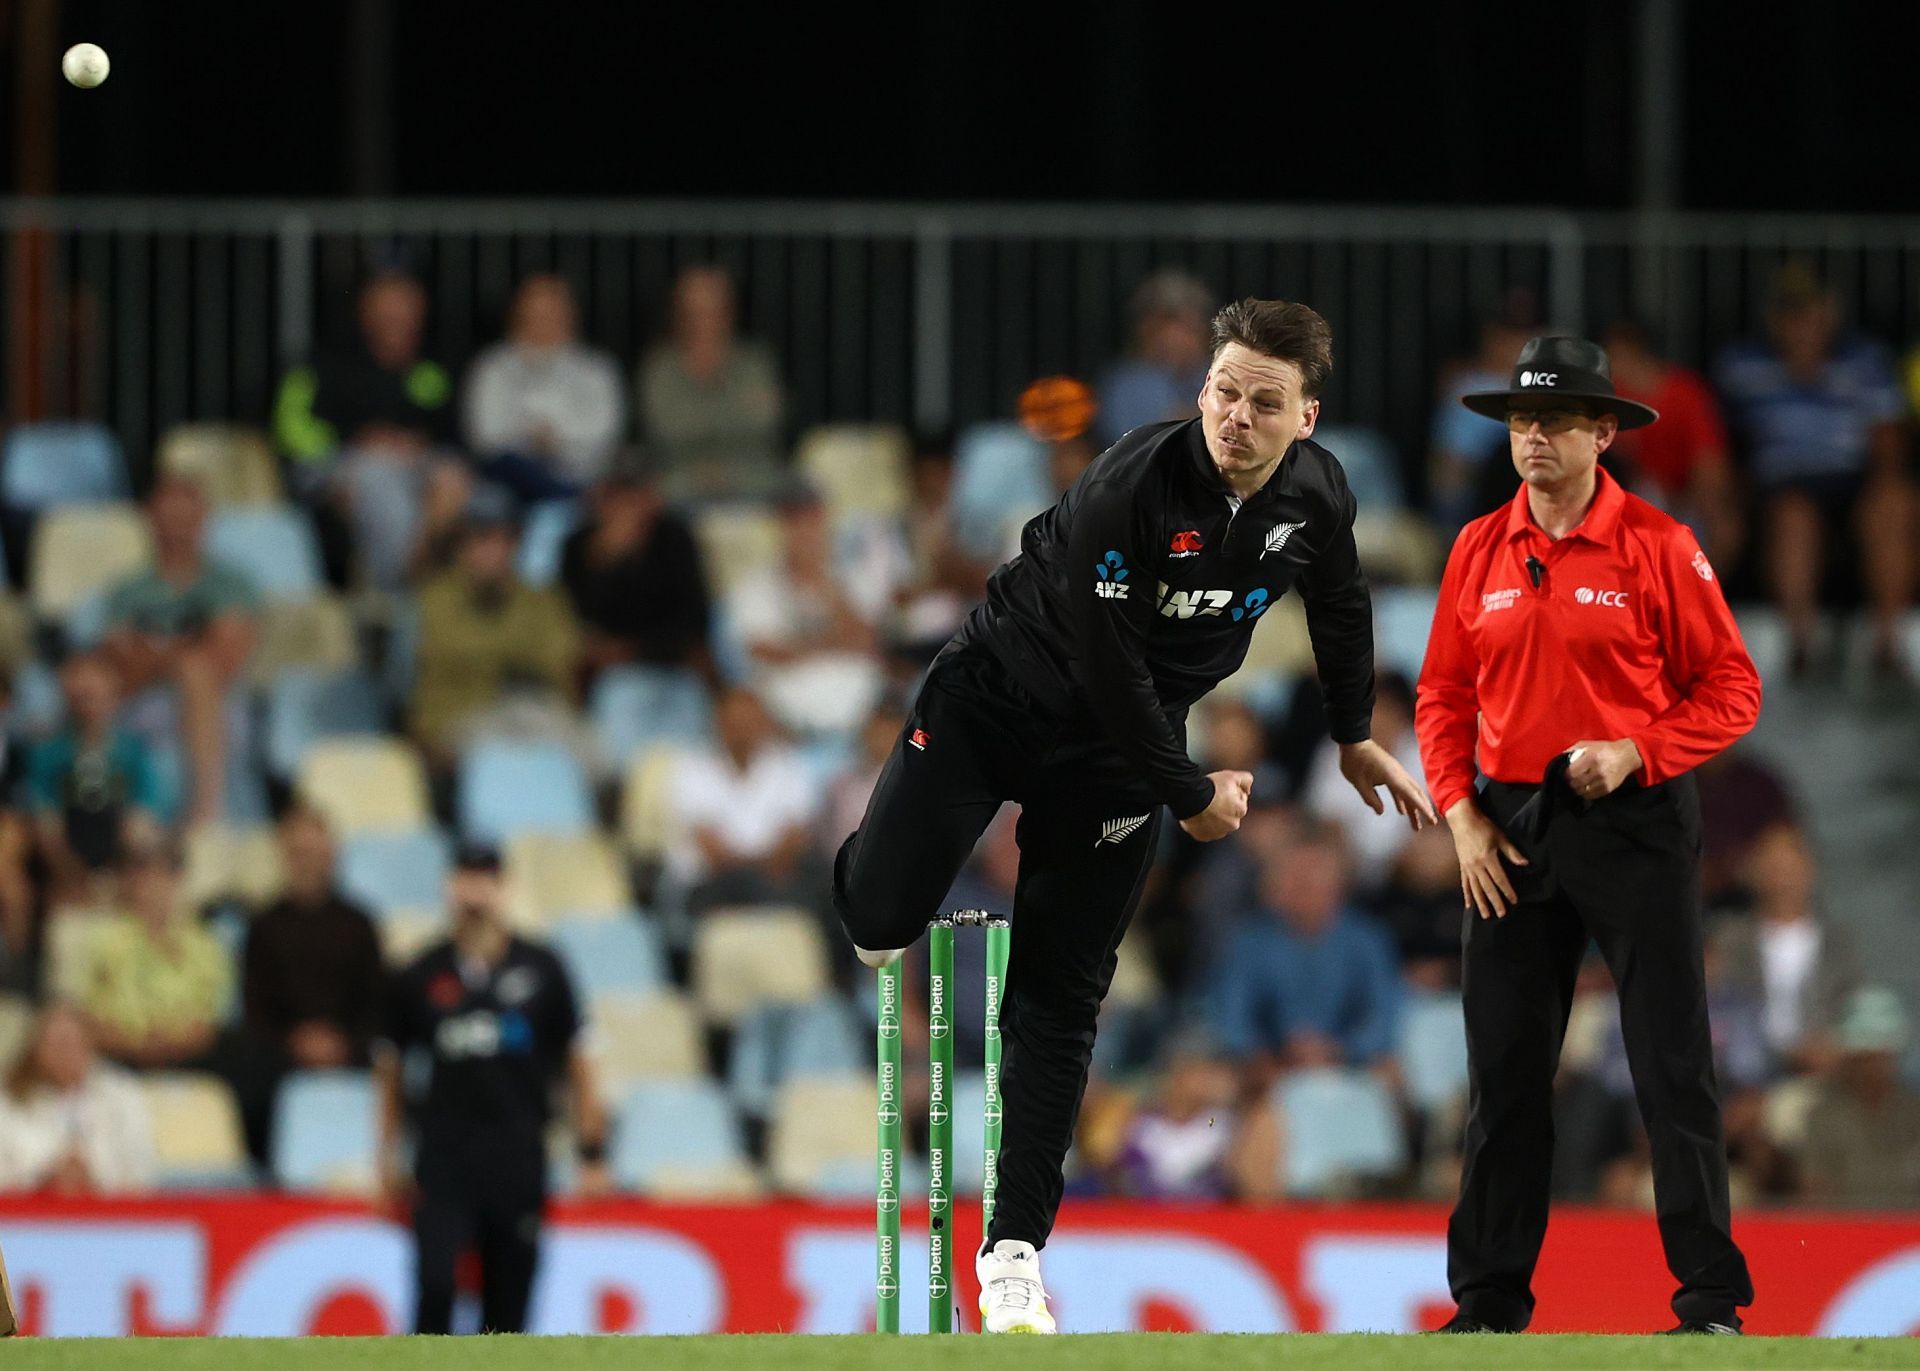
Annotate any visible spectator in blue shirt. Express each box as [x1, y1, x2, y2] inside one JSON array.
[[1715, 260, 1914, 676], [24, 653, 167, 907], [1094, 271, 1213, 446], [1208, 819, 1403, 1093]]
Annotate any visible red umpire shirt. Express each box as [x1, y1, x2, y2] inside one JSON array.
[[1416, 466, 1760, 812]]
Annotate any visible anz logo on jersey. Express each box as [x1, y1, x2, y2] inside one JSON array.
[[1093, 549, 1131, 600], [1156, 583, 1272, 622], [434, 1008, 535, 1060]]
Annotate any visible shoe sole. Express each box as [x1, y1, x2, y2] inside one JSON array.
[[0, 1242, 17, 1337]]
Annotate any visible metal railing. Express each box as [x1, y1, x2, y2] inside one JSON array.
[[7, 198, 1920, 475]]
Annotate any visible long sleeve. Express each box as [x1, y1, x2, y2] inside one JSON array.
[[1337, 920, 1404, 1066], [1295, 483, 1376, 744], [1207, 928, 1271, 1059], [1415, 529, 1485, 815], [551, 351, 627, 479], [1066, 480, 1214, 820], [1625, 531, 1761, 785]]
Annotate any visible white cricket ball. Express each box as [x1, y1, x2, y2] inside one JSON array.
[[62, 43, 110, 89]]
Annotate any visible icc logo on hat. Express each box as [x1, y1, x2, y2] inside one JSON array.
[[1519, 371, 1559, 387]]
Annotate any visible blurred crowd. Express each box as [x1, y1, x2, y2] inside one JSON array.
[[0, 255, 1911, 1210]]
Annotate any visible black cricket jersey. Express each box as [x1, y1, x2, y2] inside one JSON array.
[[953, 418, 1376, 822], [384, 936, 582, 1152]]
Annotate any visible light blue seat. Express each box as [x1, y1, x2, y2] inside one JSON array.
[[612, 1080, 747, 1191], [727, 996, 866, 1121], [950, 421, 1049, 559], [271, 1070, 378, 1191], [953, 1070, 988, 1196], [338, 828, 452, 918], [518, 499, 582, 587], [591, 665, 711, 768], [457, 739, 595, 844], [208, 505, 324, 603], [265, 669, 386, 780], [1400, 993, 1470, 1113], [1373, 585, 1440, 682], [1, 422, 127, 510], [1272, 1068, 1408, 1197], [1315, 424, 1407, 511], [549, 916, 668, 1000]]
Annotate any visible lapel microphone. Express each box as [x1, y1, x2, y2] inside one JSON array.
[[1526, 555, 1546, 588]]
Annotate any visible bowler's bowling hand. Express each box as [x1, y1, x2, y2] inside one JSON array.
[[1445, 797, 1530, 921], [1564, 739, 1642, 801], [1179, 770, 1254, 842], [1338, 740, 1439, 830]]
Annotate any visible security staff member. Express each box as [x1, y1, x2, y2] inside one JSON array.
[[1416, 336, 1761, 1335], [376, 844, 608, 1335], [835, 299, 1434, 1332]]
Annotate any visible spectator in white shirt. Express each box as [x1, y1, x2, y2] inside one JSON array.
[[0, 1004, 156, 1194], [1305, 673, 1424, 891], [463, 275, 626, 499], [667, 687, 824, 915]]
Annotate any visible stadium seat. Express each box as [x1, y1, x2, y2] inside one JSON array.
[[950, 421, 1049, 559], [549, 917, 668, 1000], [690, 906, 831, 1026], [158, 424, 283, 506], [795, 424, 912, 523], [339, 828, 453, 920], [247, 594, 358, 687], [1353, 511, 1444, 586], [766, 1075, 877, 1196], [263, 668, 386, 780], [504, 831, 632, 925], [208, 506, 325, 603], [952, 1070, 989, 1197], [727, 995, 865, 1122], [1104, 929, 1162, 1010], [691, 506, 783, 597], [28, 503, 151, 621], [142, 1072, 251, 1188], [518, 499, 582, 587], [591, 665, 711, 770], [610, 1078, 752, 1195], [184, 823, 286, 911], [1271, 1068, 1408, 1198], [271, 1069, 379, 1194], [1373, 585, 1440, 682], [377, 911, 444, 967], [2, 421, 127, 511], [457, 739, 594, 845], [591, 990, 707, 1088], [1312, 424, 1406, 511], [618, 745, 684, 861], [1398, 993, 1470, 1114], [1213, 595, 1313, 701], [296, 735, 432, 836]]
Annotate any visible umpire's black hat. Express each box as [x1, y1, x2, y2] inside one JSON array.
[[1460, 335, 1660, 430]]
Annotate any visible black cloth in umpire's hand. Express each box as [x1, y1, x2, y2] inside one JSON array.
[[1508, 751, 1591, 846]]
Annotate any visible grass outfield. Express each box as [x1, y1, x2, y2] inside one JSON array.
[[0, 1335, 1917, 1370]]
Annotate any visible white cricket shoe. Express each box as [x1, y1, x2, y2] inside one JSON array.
[[977, 1239, 1057, 1334]]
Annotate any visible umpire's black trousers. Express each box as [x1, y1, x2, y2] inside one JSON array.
[[833, 643, 1165, 1251], [412, 1138, 546, 1334], [1451, 773, 1754, 1330]]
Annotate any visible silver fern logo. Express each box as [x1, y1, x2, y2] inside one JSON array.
[[1262, 521, 1306, 560], [1096, 814, 1151, 847]]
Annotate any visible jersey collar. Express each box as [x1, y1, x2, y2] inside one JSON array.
[[1503, 465, 1626, 546]]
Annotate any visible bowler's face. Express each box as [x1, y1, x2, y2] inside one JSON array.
[[1199, 343, 1318, 484]]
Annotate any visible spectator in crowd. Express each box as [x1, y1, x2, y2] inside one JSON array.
[[1366, 821, 1463, 990], [1602, 319, 1742, 568], [1427, 305, 1534, 527], [100, 475, 259, 825], [1208, 820, 1403, 1092], [890, 437, 991, 662], [557, 452, 711, 683], [411, 495, 582, 769], [81, 842, 230, 1071], [24, 652, 167, 910], [665, 686, 823, 916], [1305, 672, 1424, 890], [1695, 747, 1799, 909], [272, 271, 463, 589], [1708, 825, 1860, 1078], [1800, 987, 1920, 1208], [1102, 1033, 1277, 1201], [638, 266, 787, 501], [1195, 696, 1286, 799], [1716, 260, 1914, 676], [0, 1004, 155, 1194], [1172, 801, 1303, 992], [726, 484, 886, 736], [1095, 271, 1213, 445], [463, 274, 626, 499], [241, 805, 384, 1166], [820, 707, 904, 864]]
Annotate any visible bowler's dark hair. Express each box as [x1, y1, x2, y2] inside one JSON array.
[[1209, 298, 1334, 399]]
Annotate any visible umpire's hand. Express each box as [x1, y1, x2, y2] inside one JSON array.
[[1444, 797, 1531, 920], [1179, 770, 1254, 842]]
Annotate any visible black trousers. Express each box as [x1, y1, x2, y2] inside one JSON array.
[[412, 1140, 547, 1335], [832, 644, 1164, 1250], [1450, 773, 1754, 1330]]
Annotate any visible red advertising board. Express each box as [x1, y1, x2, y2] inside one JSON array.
[[0, 1197, 1915, 1337]]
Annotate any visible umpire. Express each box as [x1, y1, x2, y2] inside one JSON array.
[[1416, 336, 1761, 1335], [376, 843, 609, 1334]]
